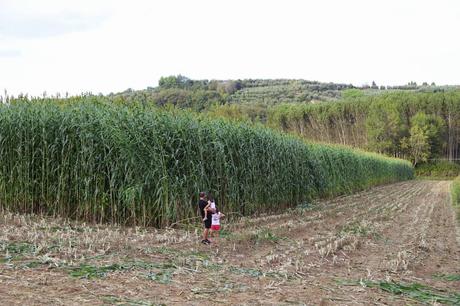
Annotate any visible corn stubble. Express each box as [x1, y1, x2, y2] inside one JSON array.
[[0, 97, 414, 227]]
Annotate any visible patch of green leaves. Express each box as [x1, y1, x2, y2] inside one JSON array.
[[433, 274, 460, 282], [338, 279, 460, 305], [143, 246, 180, 256], [296, 201, 313, 210], [69, 263, 131, 279], [339, 221, 381, 239], [69, 260, 179, 280], [228, 266, 291, 279], [0, 241, 36, 255], [229, 266, 264, 277], [191, 282, 248, 294], [0, 241, 38, 263], [38, 225, 85, 233], [144, 270, 174, 284], [144, 246, 209, 260], [250, 228, 281, 244], [21, 261, 46, 268], [101, 295, 165, 306], [218, 228, 233, 238]]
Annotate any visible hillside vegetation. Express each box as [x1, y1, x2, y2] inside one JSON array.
[[0, 97, 413, 226], [108, 76, 457, 112], [267, 91, 460, 165], [109, 76, 355, 111]]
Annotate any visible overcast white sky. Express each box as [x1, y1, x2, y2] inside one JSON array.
[[1, 0, 459, 96]]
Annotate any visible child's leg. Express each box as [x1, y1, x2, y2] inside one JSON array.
[[213, 229, 219, 244], [210, 225, 220, 242], [203, 205, 210, 221]]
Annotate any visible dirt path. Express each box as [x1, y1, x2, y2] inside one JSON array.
[[0, 180, 459, 305]]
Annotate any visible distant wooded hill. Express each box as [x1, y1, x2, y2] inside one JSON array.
[[110, 76, 354, 110], [110, 75, 457, 111]]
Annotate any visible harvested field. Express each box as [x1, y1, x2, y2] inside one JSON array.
[[0, 180, 459, 305]]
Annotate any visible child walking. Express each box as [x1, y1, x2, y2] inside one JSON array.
[[210, 206, 225, 238]]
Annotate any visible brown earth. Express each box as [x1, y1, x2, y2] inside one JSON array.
[[0, 180, 459, 305]]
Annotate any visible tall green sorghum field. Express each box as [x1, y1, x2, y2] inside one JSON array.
[[0, 97, 414, 227]]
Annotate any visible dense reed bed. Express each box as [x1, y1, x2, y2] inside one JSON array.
[[0, 97, 413, 226]]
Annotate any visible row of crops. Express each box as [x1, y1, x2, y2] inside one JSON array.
[[0, 97, 414, 227]]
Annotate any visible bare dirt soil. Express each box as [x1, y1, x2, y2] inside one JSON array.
[[0, 180, 459, 305]]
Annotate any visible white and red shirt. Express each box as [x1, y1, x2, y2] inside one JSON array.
[[211, 212, 221, 225]]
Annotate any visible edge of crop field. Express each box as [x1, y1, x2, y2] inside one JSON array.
[[0, 97, 414, 226], [451, 176, 460, 245]]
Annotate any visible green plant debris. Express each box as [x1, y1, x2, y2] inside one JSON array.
[[101, 295, 165, 306], [228, 266, 292, 279], [338, 220, 383, 240], [69, 261, 178, 279], [144, 270, 174, 284], [218, 228, 233, 238], [143, 246, 209, 260], [21, 261, 48, 268], [339, 221, 374, 237], [0, 241, 37, 255], [433, 274, 460, 282], [337, 279, 460, 305], [229, 266, 264, 277], [191, 283, 248, 294], [143, 246, 180, 255], [296, 201, 314, 210], [69, 263, 131, 279], [250, 228, 281, 244]]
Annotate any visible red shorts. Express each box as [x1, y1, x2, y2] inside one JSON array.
[[211, 225, 220, 231]]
